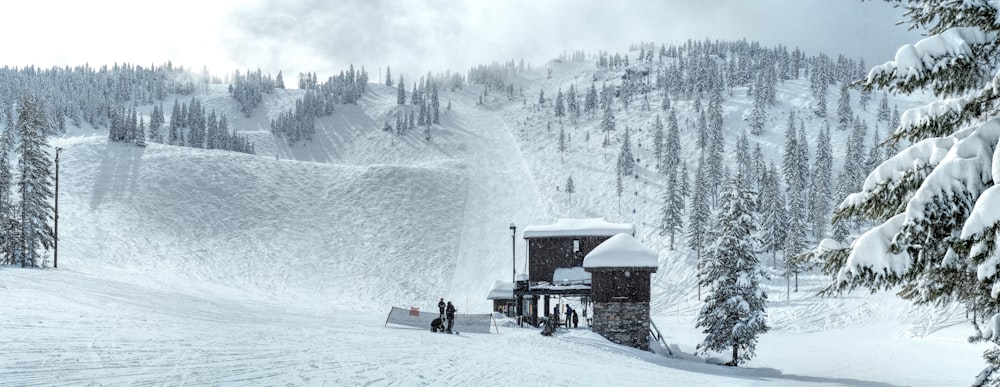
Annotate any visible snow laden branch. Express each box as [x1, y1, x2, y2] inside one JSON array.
[[836, 136, 954, 222], [863, 26, 1000, 144], [831, 214, 909, 292], [865, 27, 994, 96], [826, 2, 1000, 383], [830, 119, 1000, 303]]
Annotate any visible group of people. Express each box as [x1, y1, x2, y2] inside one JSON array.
[[431, 298, 457, 333], [554, 304, 580, 329]]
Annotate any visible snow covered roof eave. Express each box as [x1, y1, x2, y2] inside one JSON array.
[[522, 218, 634, 238], [487, 280, 514, 300]]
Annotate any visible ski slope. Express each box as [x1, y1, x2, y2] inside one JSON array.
[[0, 57, 989, 385]]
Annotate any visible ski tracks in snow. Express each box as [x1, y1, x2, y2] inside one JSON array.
[[445, 97, 544, 312]]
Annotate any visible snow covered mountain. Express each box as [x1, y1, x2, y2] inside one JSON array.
[[0, 49, 987, 385]]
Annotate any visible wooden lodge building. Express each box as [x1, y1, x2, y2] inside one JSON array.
[[513, 218, 634, 326], [486, 218, 663, 350]]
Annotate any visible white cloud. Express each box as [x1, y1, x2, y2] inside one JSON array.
[[1, 0, 919, 80]]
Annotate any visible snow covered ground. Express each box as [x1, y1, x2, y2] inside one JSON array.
[[0, 57, 988, 385]]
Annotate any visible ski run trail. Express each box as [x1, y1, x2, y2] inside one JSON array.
[[0, 58, 989, 386]]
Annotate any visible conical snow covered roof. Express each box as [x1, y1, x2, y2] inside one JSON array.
[[583, 233, 658, 268]]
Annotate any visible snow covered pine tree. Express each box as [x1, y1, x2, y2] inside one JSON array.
[[816, 2, 1000, 385], [15, 94, 54, 268], [696, 177, 769, 366]]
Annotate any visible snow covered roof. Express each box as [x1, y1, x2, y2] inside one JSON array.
[[487, 280, 514, 300], [553, 267, 591, 285], [583, 233, 658, 269], [522, 218, 634, 238]]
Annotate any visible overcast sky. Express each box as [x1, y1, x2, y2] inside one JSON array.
[[1, 0, 920, 81]]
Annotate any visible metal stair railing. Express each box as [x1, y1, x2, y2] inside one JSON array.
[[648, 318, 673, 356]]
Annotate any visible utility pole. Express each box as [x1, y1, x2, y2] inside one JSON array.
[[510, 223, 516, 284], [54, 147, 61, 268]]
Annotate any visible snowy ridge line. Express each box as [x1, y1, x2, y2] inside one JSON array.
[[384, 307, 496, 333]]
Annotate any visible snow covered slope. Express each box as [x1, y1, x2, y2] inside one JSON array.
[[0, 54, 988, 385]]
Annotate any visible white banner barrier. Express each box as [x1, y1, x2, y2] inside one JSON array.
[[384, 307, 497, 334]]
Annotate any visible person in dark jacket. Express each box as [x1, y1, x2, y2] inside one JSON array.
[[438, 298, 446, 319], [431, 317, 445, 332], [565, 306, 573, 328], [572, 309, 579, 328], [445, 301, 457, 333]]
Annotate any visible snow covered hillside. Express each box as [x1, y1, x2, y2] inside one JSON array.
[[0, 52, 988, 385]]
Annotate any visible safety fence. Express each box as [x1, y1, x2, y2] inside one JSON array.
[[384, 306, 498, 333]]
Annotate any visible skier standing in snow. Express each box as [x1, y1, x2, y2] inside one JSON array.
[[445, 301, 457, 333], [572, 309, 579, 328], [565, 306, 573, 328], [438, 298, 446, 320]]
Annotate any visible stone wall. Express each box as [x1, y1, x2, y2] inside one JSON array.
[[592, 301, 649, 351]]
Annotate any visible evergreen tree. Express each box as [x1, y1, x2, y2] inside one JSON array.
[[14, 94, 54, 267], [554, 88, 565, 123], [680, 161, 691, 199], [697, 177, 769, 367], [659, 169, 684, 250], [811, 56, 829, 117], [796, 120, 812, 204], [600, 82, 613, 112], [0, 122, 16, 264], [877, 92, 891, 123], [781, 111, 799, 193], [385, 66, 393, 87], [858, 66, 872, 110], [706, 90, 727, 205], [836, 82, 853, 131], [783, 190, 808, 290], [618, 126, 635, 178], [169, 99, 180, 145], [431, 84, 440, 124], [565, 176, 575, 204], [687, 154, 711, 281], [736, 131, 752, 190], [136, 117, 147, 147], [276, 71, 285, 89], [600, 106, 616, 146], [759, 163, 788, 261], [206, 110, 219, 149], [664, 110, 681, 175], [567, 84, 580, 124], [809, 123, 833, 239], [751, 144, 766, 193], [653, 115, 664, 170], [149, 103, 164, 143], [748, 96, 767, 136], [585, 82, 598, 118]]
